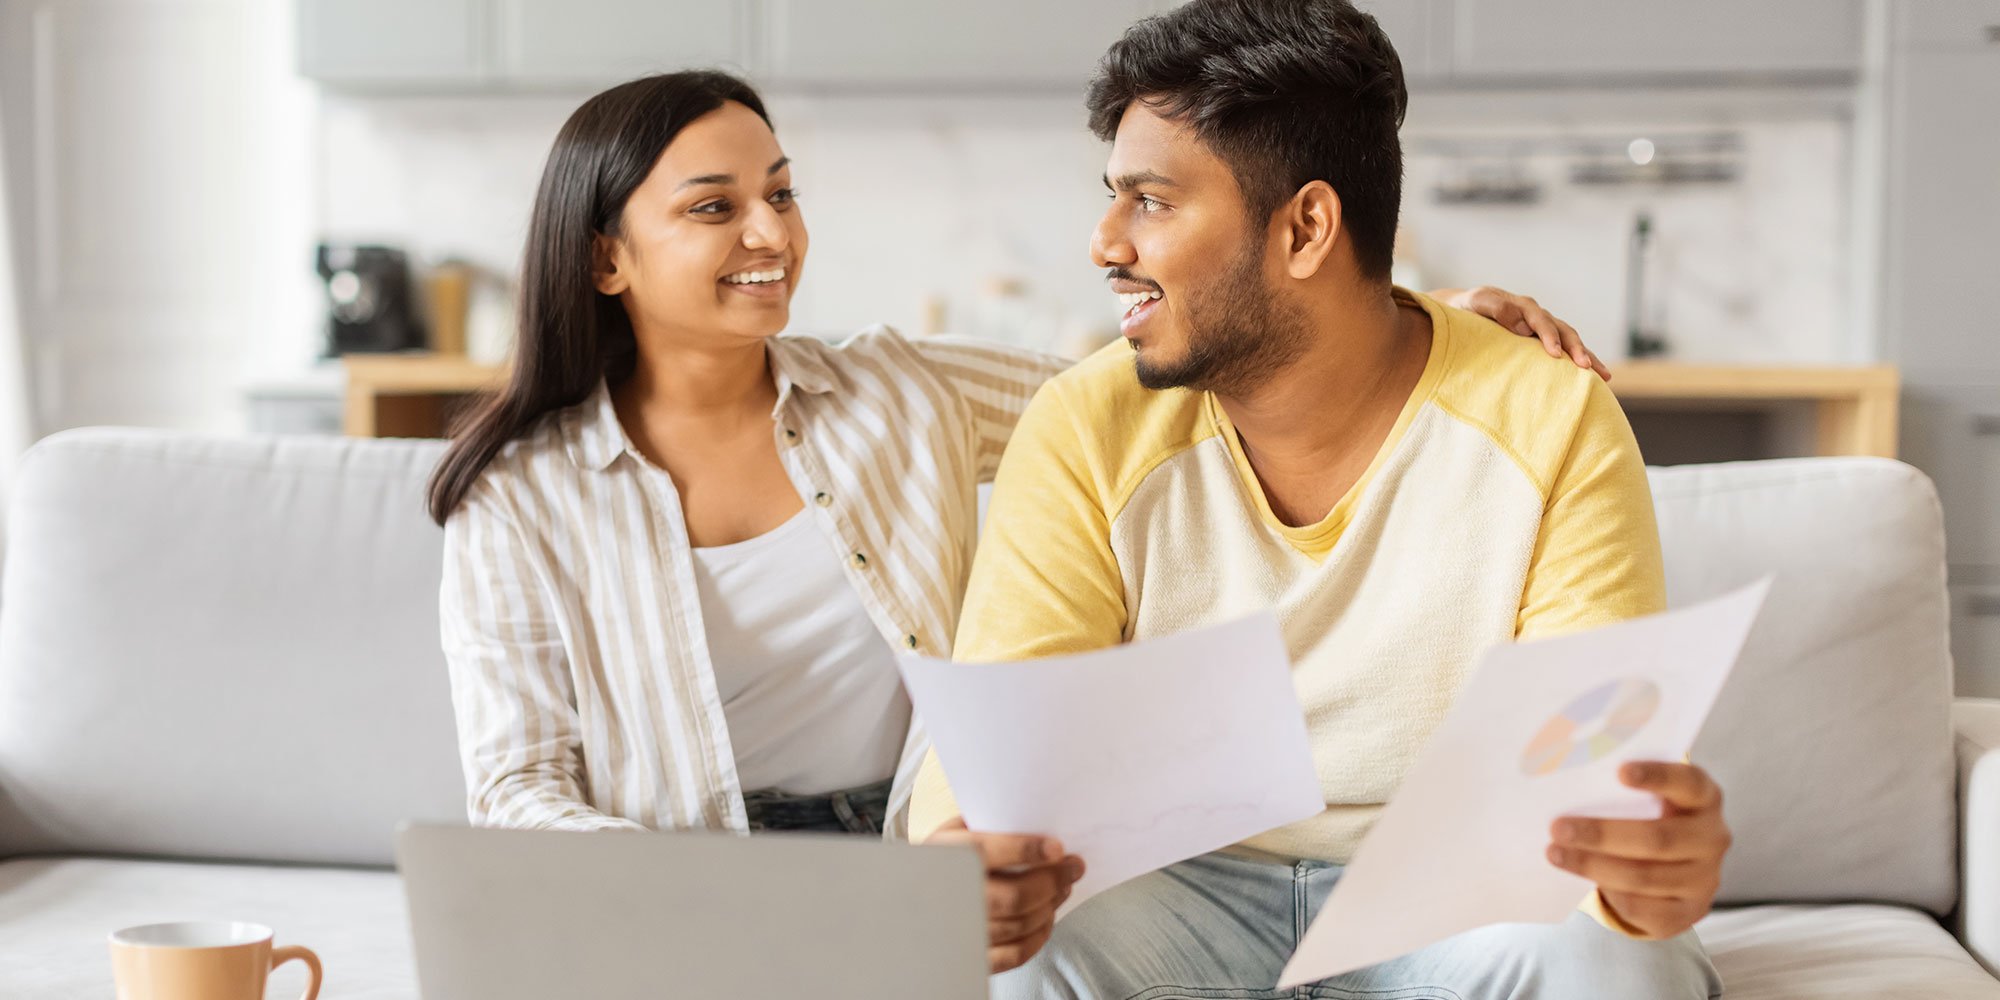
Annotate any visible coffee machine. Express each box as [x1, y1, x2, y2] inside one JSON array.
[[316, 243, 426, 355]]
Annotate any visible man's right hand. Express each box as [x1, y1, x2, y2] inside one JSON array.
[[925, 815, 1087, 974]]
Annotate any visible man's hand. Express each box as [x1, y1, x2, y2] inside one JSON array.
[[1430, 285, 1610, 382], [1547, 761, 1731, 939], [926, 816, 1087, 974]]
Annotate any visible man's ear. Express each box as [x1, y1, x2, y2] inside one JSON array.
[[1282, 180, 1342, 281], [592, 232, 629, 296]]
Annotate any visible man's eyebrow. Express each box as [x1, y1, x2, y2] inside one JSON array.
[[1104, 169, 1177, 192], [677, 157, 790, 191]]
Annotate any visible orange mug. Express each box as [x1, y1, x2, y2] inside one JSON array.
[[110, 921, 321, 1000]]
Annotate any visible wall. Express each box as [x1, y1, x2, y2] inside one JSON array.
[[313, 87, 1854, 366]]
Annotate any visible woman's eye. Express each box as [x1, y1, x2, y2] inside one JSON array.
[[691, 199, 731, 216], [770, 187, 798, 207]]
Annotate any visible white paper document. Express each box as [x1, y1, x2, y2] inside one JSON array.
[[897, 613, 1325, 913], [1278, 578, 1773, 988]]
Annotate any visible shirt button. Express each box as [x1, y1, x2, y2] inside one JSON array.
[[904, 634, 919, 650], [851, 552, 869, 569], [814, 491, 831, 507]]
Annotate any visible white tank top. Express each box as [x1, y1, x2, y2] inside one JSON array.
[[689, 509, 910, 794]]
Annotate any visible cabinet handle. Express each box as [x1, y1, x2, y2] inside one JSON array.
[[1986, 24, 2000, 44], [1970, 593, 2000, 618], [1974, 414, 2000, 437]]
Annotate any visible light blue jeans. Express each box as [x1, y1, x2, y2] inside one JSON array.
[[992, 850, 1722, 1000]]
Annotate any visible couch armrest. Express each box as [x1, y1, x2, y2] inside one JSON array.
[[1956, 697, 2000, 974]]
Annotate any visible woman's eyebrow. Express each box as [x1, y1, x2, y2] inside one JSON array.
[[677, 156, 792, 191]]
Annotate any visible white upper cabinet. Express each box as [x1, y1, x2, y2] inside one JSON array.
[[1353, 0, 1443, 83], [297, 0, 485, 86], [1449, 0, 1864, 78], [761, 0, 1152, 88], [297, 0, 1883, 91], [493, 0, 747, 85], [1897, 0, 2000, 49]]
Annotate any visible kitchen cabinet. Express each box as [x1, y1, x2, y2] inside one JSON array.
[[1874, 0, 2000, 696], [763, 0, 1151, 88], [493, 0, 747, 85], [1352, 0, 1444, 83], [1899, 0, 2000, 49], [1880, 9, 2000, 381], [1449, 0, 1863, 79], [297, 0, 485, 86], [1901, 386, 2000, 569], [1958, 582, 2000, 697]]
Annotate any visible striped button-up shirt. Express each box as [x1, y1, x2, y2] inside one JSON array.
[[440, 327, 1068, 837]]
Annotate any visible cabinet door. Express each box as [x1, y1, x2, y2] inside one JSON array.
[[1355, 0, 1444, 83], [297, 0, 483, 85], [1881, 45, 2000, 380], [494, 0, 747, 85], [1900, 385, 2000, 569], [1899, 0, 2000, 49], [1450, 0, 1863, 78], [766, 0, 1152, 88]]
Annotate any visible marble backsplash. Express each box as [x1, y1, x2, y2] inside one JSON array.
[[316, 90, 1852, 365]]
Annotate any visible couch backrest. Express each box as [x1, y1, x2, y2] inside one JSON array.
[[1656, 458, 1957, 915], [0, 429, 464, 867], [0, 437, 1965, 910]]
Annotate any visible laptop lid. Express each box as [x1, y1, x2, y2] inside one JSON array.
[[397, 823, 988, 1000]]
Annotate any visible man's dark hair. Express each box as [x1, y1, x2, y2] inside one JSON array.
[[1086, 0, 1408, 281]]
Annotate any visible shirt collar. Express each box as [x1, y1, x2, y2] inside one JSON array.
[[563, 339, 839, 474], [765, 335, 838, 408], [564, 380, 628, 473]]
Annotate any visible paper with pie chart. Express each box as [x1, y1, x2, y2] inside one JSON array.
[[1279, 578, 1773, 989]]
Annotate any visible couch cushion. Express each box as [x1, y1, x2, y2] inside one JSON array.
[[1699, 904, 2000, 999], [1652, 458, 1958, 914], [0, 856, 416, 998], [0, 430, 465, 865]]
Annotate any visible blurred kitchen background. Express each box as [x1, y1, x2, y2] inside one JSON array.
[[0, 0, 1994, 684]]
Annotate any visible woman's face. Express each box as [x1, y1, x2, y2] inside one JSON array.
[[594, 101, 807, 347]]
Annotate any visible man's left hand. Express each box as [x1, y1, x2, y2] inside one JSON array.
[[1547, 761, 1732, 939]]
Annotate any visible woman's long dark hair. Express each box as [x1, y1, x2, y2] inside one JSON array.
[[425, 71, 772, 525]]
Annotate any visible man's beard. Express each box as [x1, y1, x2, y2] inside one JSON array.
[[1132, 242, 1311, 397]]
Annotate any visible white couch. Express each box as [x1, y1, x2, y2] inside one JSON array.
[[1, 429, 1996, 998]]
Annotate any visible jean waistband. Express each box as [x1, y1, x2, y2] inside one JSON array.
[[742, 778, 893, 835]]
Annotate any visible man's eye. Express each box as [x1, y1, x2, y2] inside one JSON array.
[[1139, 195, 1164, 213]]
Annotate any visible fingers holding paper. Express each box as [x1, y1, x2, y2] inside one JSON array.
[[1546, 761, 1731, 939], [925, 815, 1087, 974]]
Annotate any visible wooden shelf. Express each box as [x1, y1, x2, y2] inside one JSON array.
[[339, 353, 1904, 460], [342, 354, 504, 438], [1608, 362, 1900, 459]]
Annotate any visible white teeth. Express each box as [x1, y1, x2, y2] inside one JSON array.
[[724, 267, 786, 285], [1116, 290, 1163, 312]]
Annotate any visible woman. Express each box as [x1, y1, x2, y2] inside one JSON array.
[[428, 68, 1601, 953]]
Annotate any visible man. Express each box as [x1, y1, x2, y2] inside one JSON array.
[[911, 2, 1730, 997]]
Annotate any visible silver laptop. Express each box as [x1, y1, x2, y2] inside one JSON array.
[[397, 823, 989, 999]]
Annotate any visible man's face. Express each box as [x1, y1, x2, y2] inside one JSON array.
[[1090, 102, 1308, 395]]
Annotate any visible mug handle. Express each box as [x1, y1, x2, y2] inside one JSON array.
[[269, 945, 323, 1000]]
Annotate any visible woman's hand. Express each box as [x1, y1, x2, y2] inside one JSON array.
[[1430, 286, 1610, 382], [926, 815, 1086, 974]]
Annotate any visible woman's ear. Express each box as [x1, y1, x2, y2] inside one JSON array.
[[592, 232, 629, 296], [1283, 180, 1342, 281]]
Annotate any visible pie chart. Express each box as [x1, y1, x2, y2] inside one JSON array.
[[1520, 677, 1661, 777]]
